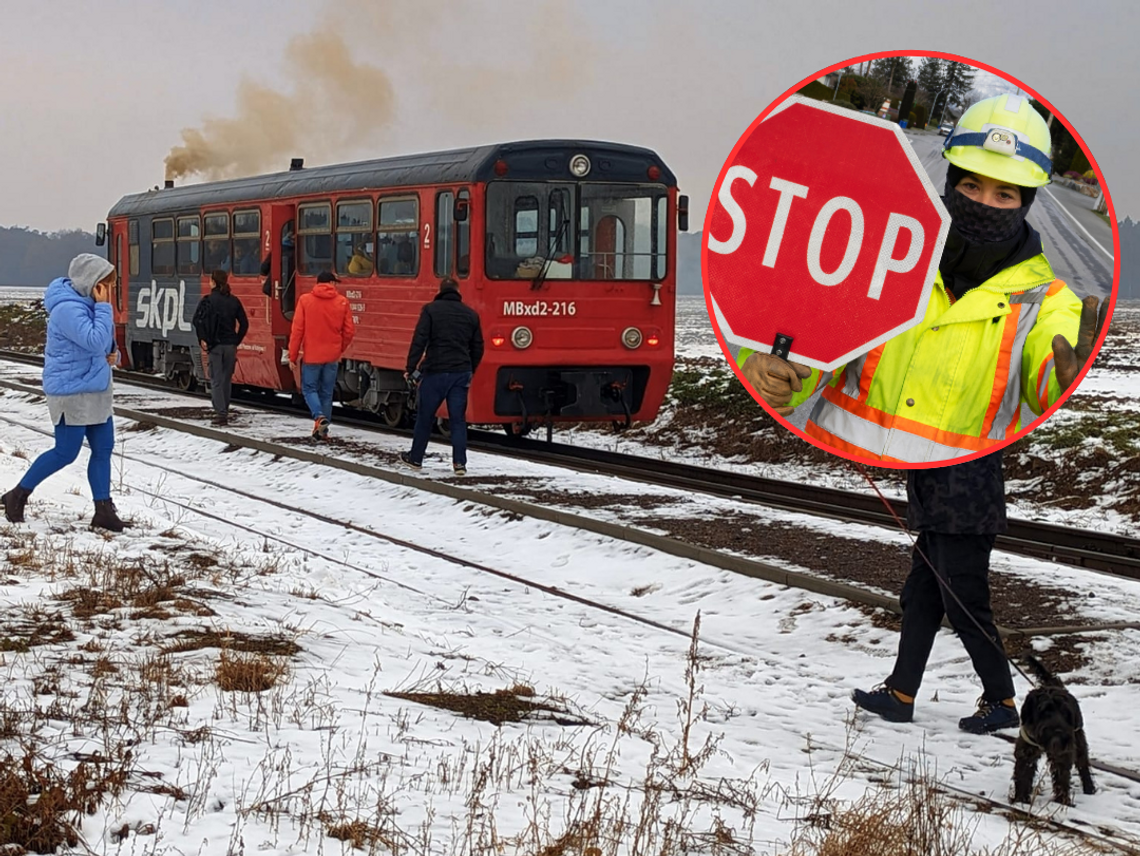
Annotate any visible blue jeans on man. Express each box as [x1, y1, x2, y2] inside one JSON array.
[[301, 362, 338, 421], [408, 371, 472, 466]]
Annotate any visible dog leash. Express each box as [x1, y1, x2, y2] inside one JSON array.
[[850, 461, 1037, 688]]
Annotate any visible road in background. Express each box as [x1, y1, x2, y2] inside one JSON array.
[[908, 129, 1114, 299]]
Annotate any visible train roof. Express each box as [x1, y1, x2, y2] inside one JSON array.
[[108, 139, 677, 218]]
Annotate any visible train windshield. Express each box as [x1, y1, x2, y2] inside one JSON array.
[[485, 181, 668, 281]]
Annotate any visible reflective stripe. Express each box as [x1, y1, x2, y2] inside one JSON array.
[[987, 302, 1042, 440], [946, 130, 1053, 176], [810, 397, 975, 462], [1037, 356, 1055, 412], [1010, 286, 1047, 305], [842, 352, 868, 398]]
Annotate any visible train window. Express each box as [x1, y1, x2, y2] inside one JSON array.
[[203, 212, 230, 272], [128, 220, 139, 277], [514, 196, 538, 257], [335, 200, 373, 277], [176, 216, 201, 276], [434, 192, 454, 278], [485, 182, 574, 279], [151, 218, 175, 276], [456, 189, 471, 277], [377, 197, 418, 277], [232, 209, 262, 276], [579, 184, 668, 281], [298, 203, 333, 276]]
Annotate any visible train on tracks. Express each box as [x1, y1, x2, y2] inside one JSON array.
[[98, 140, 688, 435]]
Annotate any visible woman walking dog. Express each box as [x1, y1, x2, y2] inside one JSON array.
[[2, 254, 129, 532]]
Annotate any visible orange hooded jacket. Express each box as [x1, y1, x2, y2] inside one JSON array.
[[287, 283, 356, 365]]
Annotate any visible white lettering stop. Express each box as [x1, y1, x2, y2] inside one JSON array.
[[708, 174, 926, 299]]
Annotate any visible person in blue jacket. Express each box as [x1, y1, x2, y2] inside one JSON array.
[[2, 254, 129, 531]]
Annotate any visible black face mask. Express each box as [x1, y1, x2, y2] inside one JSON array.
[[943, 187, 1030, 243]]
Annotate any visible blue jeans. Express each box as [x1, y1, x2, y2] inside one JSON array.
[[409, 371, 472, 466], [301, 362, 338, 421], [20, 416, 115, 501]]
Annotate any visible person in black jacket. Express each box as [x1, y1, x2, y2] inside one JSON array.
[[853, 451, 1019, 733], [399, 278, 484, 475], [192, 269, 249, 426]]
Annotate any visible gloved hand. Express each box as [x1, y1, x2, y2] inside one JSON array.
[[1052, 296, 1109, 393], [740, 352, 813, 416]]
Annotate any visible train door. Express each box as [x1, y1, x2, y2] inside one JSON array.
[[594, 215, 621, 279], [267, 203, 297, 388], [110, 222, 130, 359]]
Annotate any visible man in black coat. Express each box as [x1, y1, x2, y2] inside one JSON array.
[[400, 278, 484, 476], [192, 270, 249, 426], [853, 451, 1020, 733]]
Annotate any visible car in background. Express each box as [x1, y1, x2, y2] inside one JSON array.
[[938, 121, 955, 136]]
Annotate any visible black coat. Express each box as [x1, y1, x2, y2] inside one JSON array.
[[406, 291, 484, 374], [192, 289, 249, 349], [906, 451, 1007, 534]]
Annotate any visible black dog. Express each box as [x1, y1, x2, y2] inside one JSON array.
[[1013, 655, 1095, 806]]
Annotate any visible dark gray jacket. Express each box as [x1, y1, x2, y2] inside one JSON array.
[[906, 451, 1007, 534], [406, 291, 484, 374]]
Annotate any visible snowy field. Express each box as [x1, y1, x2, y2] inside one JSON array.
[[0, 285, 40, 305], [2, 370, 1140, 852]]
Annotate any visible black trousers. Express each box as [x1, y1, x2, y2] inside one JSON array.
[[887, 531, 1014, 702]]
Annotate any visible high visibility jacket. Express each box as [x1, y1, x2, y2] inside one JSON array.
[[737, 254, 1082, 463]]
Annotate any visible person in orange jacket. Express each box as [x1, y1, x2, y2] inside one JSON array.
[[287, 270, 356, 440]]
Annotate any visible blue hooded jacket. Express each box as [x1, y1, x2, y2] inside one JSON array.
[[41, 277, 114, 396]]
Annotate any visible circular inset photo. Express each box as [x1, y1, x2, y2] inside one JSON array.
[[703, 52, 1118, 467]]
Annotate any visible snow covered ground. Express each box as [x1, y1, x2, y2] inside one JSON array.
[[2, 364, 1140, 852]]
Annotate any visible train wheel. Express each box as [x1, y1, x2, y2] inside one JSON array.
[[382, 399, 405, 428], [503, 422, 530, 439], [174, 371, 195, 392]]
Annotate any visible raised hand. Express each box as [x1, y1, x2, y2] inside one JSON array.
[[1052, 296, 1109, 392]]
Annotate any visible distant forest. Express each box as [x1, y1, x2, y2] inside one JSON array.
[[1118, 218, 1140, 299], [1, 220, 1134, 297], [0, 226, 98, 286]]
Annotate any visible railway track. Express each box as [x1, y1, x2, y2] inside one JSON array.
[[3, 348, 1140, 580]]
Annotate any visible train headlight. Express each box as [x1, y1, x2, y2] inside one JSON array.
[[511, 326, 533, 349], [569, 154, 591, 177], [621, 327, 643, 349]]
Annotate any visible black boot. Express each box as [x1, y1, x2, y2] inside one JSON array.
[[2, 486, 32, 524], [91, 499, 127, 533]]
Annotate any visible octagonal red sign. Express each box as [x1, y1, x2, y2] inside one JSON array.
[[705, 96, 951, 372]]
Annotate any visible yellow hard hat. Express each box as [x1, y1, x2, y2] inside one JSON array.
[[942, 94, 1053, 187]]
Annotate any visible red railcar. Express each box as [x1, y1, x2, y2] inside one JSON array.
[[103, 140, 685, 432]]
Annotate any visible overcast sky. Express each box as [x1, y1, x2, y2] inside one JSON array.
[[1, 0, 1135, 235]]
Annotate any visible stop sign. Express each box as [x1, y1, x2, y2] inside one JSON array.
[[705, 96, 950, 372]]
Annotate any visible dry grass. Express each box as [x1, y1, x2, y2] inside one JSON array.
[[384, 685, 591, 727], [164, 628, 301, 656], [0, 742, 132, 853], [215, 649, 290, 693]]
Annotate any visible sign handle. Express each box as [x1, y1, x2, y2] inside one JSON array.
[[771, 333, 794, 361]]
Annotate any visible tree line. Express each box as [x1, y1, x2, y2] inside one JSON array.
[[0, 226, 98, 287], [800, 57, 976, 128]]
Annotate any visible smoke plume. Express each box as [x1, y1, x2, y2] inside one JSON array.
[[164, 28, 395, 181], [164, 1, 604, 183]]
